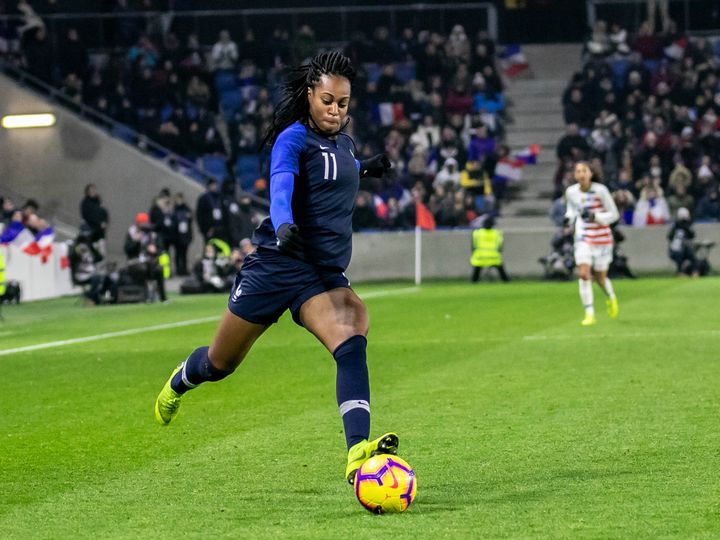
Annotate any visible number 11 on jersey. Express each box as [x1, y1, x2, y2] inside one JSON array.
[[321, 151, 337, 180]]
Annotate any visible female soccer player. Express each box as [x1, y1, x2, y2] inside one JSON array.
[[564, 161, 620, 326], [154, 51, 397, 484]]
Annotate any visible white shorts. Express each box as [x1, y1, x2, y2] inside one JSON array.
[[574, 241, 613, 271]]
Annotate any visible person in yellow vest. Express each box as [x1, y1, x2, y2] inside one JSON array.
[[470, 215, 509, 282], [0, 251, 6, 299]]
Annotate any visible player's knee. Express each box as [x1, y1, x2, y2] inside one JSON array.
[[347, 296, 369, 335]]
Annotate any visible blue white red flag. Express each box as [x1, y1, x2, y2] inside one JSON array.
[[514, 144, 540, 165], [22, 226, 55, 263], [499, 44, 529, 77], [0, 221, 34, 246]]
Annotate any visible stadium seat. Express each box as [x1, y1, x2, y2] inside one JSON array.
[[642, 59, 661, 74], [611, 59, 629, 89], [363, 62, 382, 83], [394, 62, 416, 83], [214, 70, 238, 93], [219, 91, 243, 120], [236, 154, 260, 190], [202, 155, 228, 180], [159, 104, 173, 122], [111, 123, 137, 145]]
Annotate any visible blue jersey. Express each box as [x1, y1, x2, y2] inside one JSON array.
[[253, 121, 360, 271]]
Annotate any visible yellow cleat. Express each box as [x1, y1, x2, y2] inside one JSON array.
[[154, 365, 183, 425], [581, 314, 597, 326], [345, 432, 399, 484], [606, 297, 619, 319]]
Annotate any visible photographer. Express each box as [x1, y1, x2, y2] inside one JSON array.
[[124, 212, 168, 302], [193, 238, 235, 293], [668, 207, 699, 277], [69, 224, 117, 305]]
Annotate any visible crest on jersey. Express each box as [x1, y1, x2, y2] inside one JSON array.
[[231, 282, 243, 302]]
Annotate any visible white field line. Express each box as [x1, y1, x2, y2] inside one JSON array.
[[0, 316, 219, 357], [522, 329, 720, 341], [358, 286, 420, 299], [0, 287, 421, 357]]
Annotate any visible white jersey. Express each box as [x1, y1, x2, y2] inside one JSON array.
[[565, 182, 619, 246]]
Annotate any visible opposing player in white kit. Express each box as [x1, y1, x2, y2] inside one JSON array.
[[565, 162, 620, 326]]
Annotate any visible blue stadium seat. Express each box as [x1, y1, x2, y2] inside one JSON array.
[[363, 62, 382, 83], [219, 91, 243, 120], [394, 62, 416, 83], [236, 154, 260, 190], [202, 155, 227, 180], [214, 70, 238, 93], [611, 59, 629, 90], [159, 104, 173, 122], [187, 168, 207, 184], [111, 123, 137, 145], [642, 59, 661, 74], [185, 104, 198, 121]]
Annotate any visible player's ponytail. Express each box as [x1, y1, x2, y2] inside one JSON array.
[[262, 51, 356, 149]]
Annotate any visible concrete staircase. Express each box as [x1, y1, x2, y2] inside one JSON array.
[[502, 44, 582, 218]]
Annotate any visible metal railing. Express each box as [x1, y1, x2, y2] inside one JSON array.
[[0, 3, 497, 50], [0, 61, 269, 209], [586, 0, 720, 35]]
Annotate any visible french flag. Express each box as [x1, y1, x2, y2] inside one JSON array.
[[515, 144, 540, 165], [494, 157, 523, 182], [0, 221, 35, 247], [499, 44, 529, 77], [664, 37, 687, 61], [373, 195, 389, 220], [22, 226, 55, 264]]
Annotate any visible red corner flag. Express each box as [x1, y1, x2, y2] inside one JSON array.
[[415, 201, 436, 230]]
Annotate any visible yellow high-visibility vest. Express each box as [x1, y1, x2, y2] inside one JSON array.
[[0, 252, 5, 297], [209, 238, 231, 258], [470, 228, 503, 267], [159, 252, 171, 279]]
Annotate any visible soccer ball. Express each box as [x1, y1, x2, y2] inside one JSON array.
[[354, 454, 417, 513]]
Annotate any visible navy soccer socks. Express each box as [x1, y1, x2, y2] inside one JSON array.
[[334, 335, 371, 449], [170, 346, 233, 394]]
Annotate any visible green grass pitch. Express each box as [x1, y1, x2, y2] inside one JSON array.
[[1, 277, 718, 538]]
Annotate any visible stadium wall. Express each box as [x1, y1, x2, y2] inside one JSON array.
[[1, 243, 74, 301], [0, 75, 204, 262], [348, 224, 720, 281]]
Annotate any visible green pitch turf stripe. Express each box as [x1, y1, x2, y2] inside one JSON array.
[[0, 287, 420, 357], [0, 316, 219, 357]]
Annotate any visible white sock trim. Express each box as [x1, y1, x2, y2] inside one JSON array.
[[181, 361, 198, 389], [339, 399, 370, 416]]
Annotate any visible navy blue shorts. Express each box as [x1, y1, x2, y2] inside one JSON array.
[[227, 248, 350, 326]]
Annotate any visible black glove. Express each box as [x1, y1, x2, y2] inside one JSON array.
[[276, 223, 305, 256], [580, 208, 595, 222], [359, 154, 391, 178]]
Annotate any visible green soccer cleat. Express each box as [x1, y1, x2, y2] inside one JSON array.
[[345, 432, 399, 484], [154, 364, 183, 425], [607, 297, 619, 319], [581, 313, 597, 326]]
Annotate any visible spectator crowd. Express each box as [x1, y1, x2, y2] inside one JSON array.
[[555, 16, 720, 228], [1, 1, 513, 231]]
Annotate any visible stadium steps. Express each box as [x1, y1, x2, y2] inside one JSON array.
[[501, 43, 582, 219]]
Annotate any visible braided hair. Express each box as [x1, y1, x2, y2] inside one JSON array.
[[262, 51, 356, 148]]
